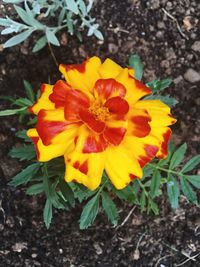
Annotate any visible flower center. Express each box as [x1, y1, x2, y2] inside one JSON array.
[[89, 101, 110, 122]]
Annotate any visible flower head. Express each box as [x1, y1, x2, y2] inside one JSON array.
[[27, 57, 176, 190]]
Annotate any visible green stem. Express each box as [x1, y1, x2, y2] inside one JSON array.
[[42, 163, 50, 197], [147, 163, 184, 177]]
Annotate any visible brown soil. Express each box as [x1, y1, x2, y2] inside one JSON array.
[[0, 0, 200, 266]]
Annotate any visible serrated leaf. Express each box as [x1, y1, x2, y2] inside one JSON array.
[[146, 78, 172, 92], [128, 54, 144, 81], [16, 130, 31, 142], [169, 143, 187, 170], [26, 183, 44, 195], [180, 176, 197, 204], [9, 163, 40, 187], [65, 0, 79, 14], [3, 29, 35, 48], [150, 170, 161, 198], [32, 36, 47, 52], [79, 194, 99, 229], [186, 175, 200, 189], [9, 144, 36, 161], [43, 199, 52, 229], [167, 174, 180, 209], [181, 155, 200, 173], [144, 94, 178, 107], [102, 191, 118, 226], [59, 177, 75, 207], [46, 28, 60, 46], [0, 106, 27, 116], [23, 80, 35, 102]]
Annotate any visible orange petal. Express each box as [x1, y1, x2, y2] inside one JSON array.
[[64, 151, 105, 190], [59, 56, 101, 93], [49, 80, 71, 108], [29, 84, 55, 115]]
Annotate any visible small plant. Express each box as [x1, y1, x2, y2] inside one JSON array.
[[1, 55, 200, 229], [0, 0, 103, 51]]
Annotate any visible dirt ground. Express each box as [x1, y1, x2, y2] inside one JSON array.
[[0, 0, 200, 266]]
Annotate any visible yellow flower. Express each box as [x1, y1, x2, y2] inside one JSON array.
[[27, 56, 176, 190]]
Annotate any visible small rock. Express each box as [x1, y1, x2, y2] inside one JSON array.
[[173, 75, 183, 84], [108, 43, 118, 54], [12, 242, 27, 252], [93, 243, 103, 255], [192, 41, 200, 52], [184, 69, 200, 83]]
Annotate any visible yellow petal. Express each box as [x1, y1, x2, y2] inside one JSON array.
[[116, 68, 151, 105], [133, 100, 176, 127], [27, 128, 75, 162], [59, 56, 101, 93], [98, 58, 123, 79], [105, 145, 143, 189], [29, 84, 55, 115], [64, 151, 105, 190]]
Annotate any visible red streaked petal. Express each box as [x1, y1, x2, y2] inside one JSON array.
[[156, 128, 172, 159], [79, 109, 105, 134], [36, 109, 70, 146], [103, 126, 127, 146], [93, 79, 126, 102], [83, 134, 108, 153], [138, 144, 159, 167], [104, 96, 129, 115], [128, 109, 151, 138], [64, 89, 90, 121], [49, 80, 71, 108]]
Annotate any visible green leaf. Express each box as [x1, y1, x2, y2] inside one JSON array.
[[128, 54, 144, 81], [144, 94, 178, 107], [59, 177, 75, 207], [4, 29, 35, 48], [9, 144, 36, 161], [66, 0, 79, 14], [94, 29, 104, 40], [170, 143, 187, 170], [102, 191, 118, 226], [9, 163, 40, 187], [46, 29, 60, 46], [14, 5, 36, 26], [16, 130, 31, 142], [167, 174, 180, 209], [15, 97, 33, 107], [0, 106, 27, 116], [186, 175, 200, 189], [43, 199, 53, 229], [26, 183, 44, 195], [180, 176, 197, 204], [0, 18, 11, 26], [32, 36, 47, 52], [23, 80, 35, 102], [147, 198, 159, 215], [150, 170, 161, 198], [181, 155, 200, 173], [79, 194, 99, 229], [146, 78, 172, 92]]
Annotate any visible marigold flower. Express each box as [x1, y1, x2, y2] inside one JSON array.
[[27, 56, 176, 190]]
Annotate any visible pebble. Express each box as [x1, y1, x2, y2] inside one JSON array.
[[191, 41, 200, 52], [184, 69, 200, 83]]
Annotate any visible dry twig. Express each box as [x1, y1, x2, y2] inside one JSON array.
[[162, 8, 189, 40]]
